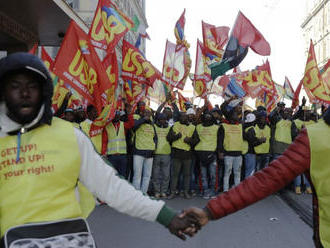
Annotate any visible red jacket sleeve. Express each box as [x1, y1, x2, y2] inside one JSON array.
[[207, 129, 311, 219]]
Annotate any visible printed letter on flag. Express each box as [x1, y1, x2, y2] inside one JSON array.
[[89, 0, 134, 51]]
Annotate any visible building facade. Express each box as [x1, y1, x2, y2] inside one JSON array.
[[302, 0, 330, 68]]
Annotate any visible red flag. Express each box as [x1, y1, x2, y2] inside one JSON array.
[[291, 80, 303, 109], [89, 0, 134, 51], [28, 43, 38, 55], [53, 21, 109, 113], [121, 40, 160, 87], [256, 59, 272, 78], [102, 50, 118, 100], [177, 91, 188, 111], [202, 21, 229, 58], [41, 47, 54, 71], [302, 40, 330, 105], [174, 9, 186, 43], [231, 11, 271, 56]]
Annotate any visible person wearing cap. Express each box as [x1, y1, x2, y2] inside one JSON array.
[[152, 113, 172, 198], [218, 98, 244, 192], [254, 110, 271, 171], [193, 110, 220, 199], [269, 102, 298, 162], [155, 93, 180, 127], [132, 106, 157, 194], [167, 112, 198, 199], [181, 107, 330, 248], [242, 113, 265, 178], [0, 53, 200, 245], [105, 108, 134, 179], [63, 108, 76, 123]]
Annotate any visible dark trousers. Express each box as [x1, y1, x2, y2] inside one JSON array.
[[107, 154, 128, 179], [171, 158, 192, 193]]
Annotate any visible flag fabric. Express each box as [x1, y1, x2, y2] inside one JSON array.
[[121, 40, 160, 87], [223, 76, 246, 99], [148, 79, 167, 104], [41, 47, 54, 72], [89, 0, 134, 51], [162, 40, 191, 90], [193, 39, 209, 97], [210, 11, 271, 80], [177, 91, 188, 111], [28, 43, 38, 55], [283, 76, 294, 100], [53, 21, 110, 113], [172, 9, 192, 89], [302, 40, 330, 105], [123, 79, 148, 111], [321, 59, 330, 94], [274, 82, 285, 100], [174, 9, 186, 44], [132, 15, 150, 39], [202, 21, 229, 59], [256, 59, 272, 78], [291, 80, 303, 109], [102, 50, 118, 100]]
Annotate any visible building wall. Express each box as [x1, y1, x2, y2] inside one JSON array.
[[302, 0, 330, 68]]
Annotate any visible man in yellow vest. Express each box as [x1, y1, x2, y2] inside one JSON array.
[[167, 112, 197, 199], [194, 111, 219, 199], [218, 98, 244, 192], [0, 53, 199, 246], [80, 105, 103, 154], [181, 107, 330, 248], [106, 109, 134, 178], [269, 103, 298, 160], [152, 113, 171, 198], [132, 106, 157, 194], [254, 110, 271, 170]]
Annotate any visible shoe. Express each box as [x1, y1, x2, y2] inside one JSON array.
[[160, 193, 167, 198], [306, 187, 312, 194], [167, 193, 176, 200], [184, 192, 191, 199], [154, 193, 161, 199], [295, 186, 302, 194]]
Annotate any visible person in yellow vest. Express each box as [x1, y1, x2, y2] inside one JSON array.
[[181, 107, 330, 248], [254, 110, 271, 171], [106, 109, 134, 178], [218, 98, 244, 192], [269, 103, 298, 161], [242, 113, 265, 179], [0, 53, 200, 246], [152, 113, 171, 198], [194, 111, 220, 199], [132, 106, 157, 194], [167, 112, 197, 199], [63, 108, 76, 123], [80, 105, 103, 154], [293, 106, 314, 194]]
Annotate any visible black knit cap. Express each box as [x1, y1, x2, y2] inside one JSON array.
[[0, 52, 54, 125]]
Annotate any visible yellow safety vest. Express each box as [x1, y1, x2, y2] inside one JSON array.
[[305, 120, 316, 126], [172, 122, 195, 151], [155, 126, 171, 155], [274, 119, 292, 144], [80, 120, 102, 154], [106, 122, 127, 155], [294, 119, 305, 131], [242, 126, 254, 155], [0, 118, 87, 236], [135, 123, 156, 150], [133, 114, 141, 120], [254, 125, 271, 154], [222, 123, 243, 152], [195, 124, 219, 152], [306, 120, 330, 247]]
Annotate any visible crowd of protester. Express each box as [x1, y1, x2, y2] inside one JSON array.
[[59, 93, 323, 200]]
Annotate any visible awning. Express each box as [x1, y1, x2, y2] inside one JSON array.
[[0, 0, 88, 51]]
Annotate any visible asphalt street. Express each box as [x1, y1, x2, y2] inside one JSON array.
[[87, 194, 313, 248]]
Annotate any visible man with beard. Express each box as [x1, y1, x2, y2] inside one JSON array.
[[0, 53, 199, 246]]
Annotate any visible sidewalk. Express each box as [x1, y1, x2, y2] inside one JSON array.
[[279, 189, 313, 227]]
